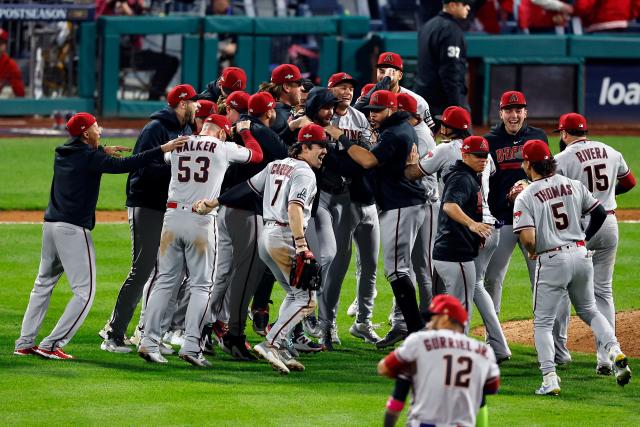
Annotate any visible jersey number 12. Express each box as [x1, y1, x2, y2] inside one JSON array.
[[443, 355, 473, 388]]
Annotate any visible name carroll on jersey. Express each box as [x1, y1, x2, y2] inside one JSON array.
[[270, 163, 295, 178]]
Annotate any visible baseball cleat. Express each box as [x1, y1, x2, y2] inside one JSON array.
[[223, 334, 257, 361], [160, 342, 175, 355], [497, 355, 512, 365], [347, 298, 358, 317], [254, 342, 290, 375], [179, 353, 212, 368], [294, 331, 325, 353], [349, 321, 381, 344], [203, 333, 216, 355], [169, 330, 185, 347], [278, 348, 305, 371], [281, 336, 300, 358], [252, 309, 269, 337], [34, 347, 74, 360], [376, 326, 408, 349], [212, 321, 229, 344], [138, 347, 168, 364], [612, 354, 631, 386], [596, 364, 613, 376], [320, 325, 334, 351], [129, 325, 143, 346], [535, 372, 561, 396], [302, 314, 322, 338], [100, 338, 133, 353], [98, 321, 111, 340], [330, 322, 341, 345], [13, 346, 38, 356]]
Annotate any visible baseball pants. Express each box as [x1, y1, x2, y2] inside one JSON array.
[[16, 222, 96, 352], [433, 259, 476, 328], [380, 204, 426, 332], [473, 230, 511, 359], [107, 207, 164, 340], [209, 206, 233, 324], [260, 222, 316, 346], [487, 225, 571, 362], [533, 246, 619, 375], [140, 209, 218, 357], [351, 202, 379, 325]]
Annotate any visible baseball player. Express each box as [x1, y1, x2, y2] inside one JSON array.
[[258, 63, 304, 134], [197, 123, 328, 374], [99, 84, 196, 351], [378, 294, 500, 427], [312, 73, 381, 347], [513, 139, 631, 394], [198, 66, 247, 103], [404, 107, 511, 360], [14, 113, 187, 359], [137, 114, 263, 367], [194, 99, 219, 133], [554, 113, 636, 374], [345, 90, 427, 346], [430, 136, 493, 322]]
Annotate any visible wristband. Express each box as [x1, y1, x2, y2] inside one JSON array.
[[385, 397, 405, 412]]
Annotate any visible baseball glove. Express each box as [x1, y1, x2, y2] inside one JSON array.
[[290, 250, 321, 291], [507, 179, 530, 204]]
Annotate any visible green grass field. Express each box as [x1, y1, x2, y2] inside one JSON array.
[[1, 135, 640, 210], [1, 136, 639, 426]]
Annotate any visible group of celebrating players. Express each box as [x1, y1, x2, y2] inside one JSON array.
[[13, 49, 635, 426]]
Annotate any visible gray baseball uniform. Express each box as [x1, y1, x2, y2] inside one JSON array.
[[139, 135, 254, 357], [556, 139, 630, 368], [248, 157, 319, 346], [513, 173, 621, 375]]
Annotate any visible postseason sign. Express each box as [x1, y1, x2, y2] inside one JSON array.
[[0, 3, 95, 22]]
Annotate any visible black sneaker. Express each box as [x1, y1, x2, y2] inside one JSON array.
[[252, 309, 269, 336], [225, 334, 257, 361], [320, 325, 334, 352], [376, 326, 408, 349]]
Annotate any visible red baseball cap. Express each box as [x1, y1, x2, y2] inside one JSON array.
[[195, 100, 218, 118], [225, 91, 250, 113], [429, 295, 468, 326], [204, 114, 232, 136], [297, 123, 328, 145], [360, 83, 375, 98], [248, 92, 276, 116], [441, 106, 471, 130], [167, 84, 198, 107], [66, 112, 96, 137], [220, 67, 247, 91], [521, 139, 551, 162], [377, 52, 403, 71], [555, 112, 588, 132], [499, 90, 527, 109], [271, 64, 303, 85], [327, 72, 357, 88], [397, 93, 418, 115], [363, 90, 397, 111], [461, 135, 490, 155], [0, 29, 8, 43]]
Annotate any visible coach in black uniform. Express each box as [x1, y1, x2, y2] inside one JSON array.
[[432, 136, 493, 321], [100, 84, 196, 352], [345, 90, 427, 347], [415, 0, 471, 130]]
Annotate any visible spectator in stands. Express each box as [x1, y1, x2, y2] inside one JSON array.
[[0, 28, 25, 97], [574, 0, 640, 33], [517, 0, 573, 34], [206, 0, 239, 69], [415, 0, 471, 132], [97, 0, 180, 100]]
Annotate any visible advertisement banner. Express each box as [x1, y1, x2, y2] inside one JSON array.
[[586, 64, 640, 122]]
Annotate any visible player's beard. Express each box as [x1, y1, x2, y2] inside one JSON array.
[[559, 138, 567, 152], [185, 109, 195, 125]]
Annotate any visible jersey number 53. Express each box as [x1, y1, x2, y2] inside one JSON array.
[[177, 156, 211, 183]]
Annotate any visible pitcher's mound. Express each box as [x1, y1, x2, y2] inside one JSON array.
[[472, 310, 640, 358]]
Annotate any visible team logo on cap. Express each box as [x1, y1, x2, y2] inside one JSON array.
[[179, 92, 188, 99], [303, 133, 312, 139], [384, 54, 393, 63], [232, 80, 242, 89], [509, 93, 519, 103], [267, 101, 274, 107], [463, 144, 470, 150], [578, 123, 584, 128], [230, 100, 238, 106], [285, 74, 293, 80], [372, 94, 379, 103], [480, 140, 488, 150]]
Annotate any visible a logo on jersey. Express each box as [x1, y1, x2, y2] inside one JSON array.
[[427, 151, 434, 158], [495, 146, 522, 163], [296, 188, 308, 201], [514, 211, 522, 224]]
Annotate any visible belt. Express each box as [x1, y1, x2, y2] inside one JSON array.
[[539, 240, 585, 255], [166, 201, 196, 213], [264, 220, 288, 227]]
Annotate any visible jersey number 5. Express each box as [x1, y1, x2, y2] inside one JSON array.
[[551, 202, 569, 230], [178, 156, 210, 183], [443, 355, 473, 388]]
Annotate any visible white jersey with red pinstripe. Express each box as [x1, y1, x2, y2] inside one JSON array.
[[249, 157, 317, 227], [394, 328, 500, 427], [512, 174, 600, 254], [555, 139, 630, 211], [166, 135, 253, 207]]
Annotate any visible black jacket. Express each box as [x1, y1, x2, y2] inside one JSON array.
[[125, 108, 192, 211], [415, 12, 468, 117], [371, 112, 427, 211], [485, 122, 548, 224], [45, 138, 164, 230], [219, 114, 288, 214], [272, 102, 294, 135], [197, 81, 222, 102], [433, 160, 482, 262]]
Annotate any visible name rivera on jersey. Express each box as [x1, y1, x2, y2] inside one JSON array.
[[422, 335, 491, 359], [574, 146, 608, 163]]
